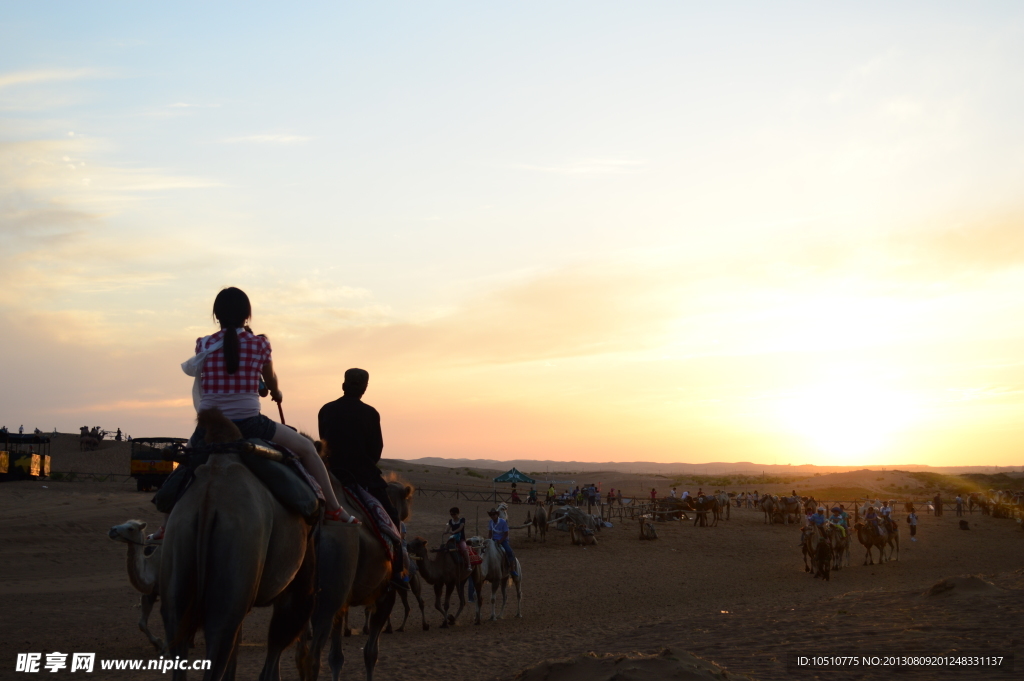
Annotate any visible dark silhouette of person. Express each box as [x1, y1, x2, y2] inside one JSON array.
[[319, 368, 406, 585]]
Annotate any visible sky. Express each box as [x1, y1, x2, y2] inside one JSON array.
[[2, 2, 1024, 467]]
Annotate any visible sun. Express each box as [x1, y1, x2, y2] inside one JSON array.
[[774, 381, 920, 461]]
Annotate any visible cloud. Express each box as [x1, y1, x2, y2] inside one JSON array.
[[0, 140, 221, 206], [0, 68, 101, 90], [298, 263, 680, 372], [511, 159, 644, 175], [56, 397, 193, 414], [222, 134, 311, 144]]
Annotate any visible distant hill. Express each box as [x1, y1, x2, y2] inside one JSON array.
[[395, 457, 1022, 477]]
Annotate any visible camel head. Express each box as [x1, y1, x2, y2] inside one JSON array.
[[197, 408, 243, 444], [108, 519, 147, 545], [384, 475, 414, 522], [406, 537, 428, 559]]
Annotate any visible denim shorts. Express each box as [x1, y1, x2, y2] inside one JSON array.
[[187, 412, 277, 448]]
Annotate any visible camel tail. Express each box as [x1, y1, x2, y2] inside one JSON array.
[[194, 502, 218, 628]]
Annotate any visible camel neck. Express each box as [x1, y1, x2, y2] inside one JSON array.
[[126, 543, 156, 594]]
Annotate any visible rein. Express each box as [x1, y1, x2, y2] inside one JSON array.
[[117, 532, 150, 547]]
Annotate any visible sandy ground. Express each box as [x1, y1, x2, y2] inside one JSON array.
[[1, 454, 1022, 681]]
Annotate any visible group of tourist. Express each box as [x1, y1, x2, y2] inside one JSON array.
[[542, 482, 626, 508], [443, 505, 518, 578]]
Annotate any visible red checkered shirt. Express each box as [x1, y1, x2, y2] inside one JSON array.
[[198, 329, 272, 394]]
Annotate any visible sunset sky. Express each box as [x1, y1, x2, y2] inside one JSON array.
[[3, 3, 1024, 467]]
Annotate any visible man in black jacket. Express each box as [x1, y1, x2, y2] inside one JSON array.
[[319, 368, 406, 585]]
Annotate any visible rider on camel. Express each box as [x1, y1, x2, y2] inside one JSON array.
[[319, 368, 406, 586], [880, 501, 895, 533], [487, 508, 519, 578], [828, 506, 847, 537], [150, 287, 354, 541], [445, 507, 472, 572], [865, 505, 884, 536]]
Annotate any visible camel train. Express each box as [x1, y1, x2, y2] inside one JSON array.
[[141, 409, 423, 681], [114, 409, 527, 680]]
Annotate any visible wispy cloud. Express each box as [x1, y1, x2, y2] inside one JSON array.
[[222, 134, 311, 144], [511, 159, 644, 175], [0, 68, 102, 90]]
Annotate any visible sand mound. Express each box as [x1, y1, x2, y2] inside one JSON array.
[[923, 575, 1002, 598], [510, 649, 753, 681]]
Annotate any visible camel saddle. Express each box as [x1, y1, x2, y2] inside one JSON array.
[[153, 439, 323, 520], [343, 485, 402, 561], [439, 539, 483, 566]]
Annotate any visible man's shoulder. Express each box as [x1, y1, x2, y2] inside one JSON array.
[[319, 398, 345, 416]]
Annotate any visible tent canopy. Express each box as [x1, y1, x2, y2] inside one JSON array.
[[492, 467, 535, 484]]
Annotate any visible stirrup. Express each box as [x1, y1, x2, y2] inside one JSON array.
[[325, 509, 360, 524]]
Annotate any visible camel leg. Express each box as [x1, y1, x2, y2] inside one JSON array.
[[475, 577, 483, 622], [301, 585, 346, 681], [434, 583, 450, 628], [393, 588, 410, 632], [202, 599, 249, 681], [293, 625, 313, 681], [488, 581, 499, 621], [411, 576, 428, 631], [512, 569, 523, 619], [258, 546, 316, 681], [327, 612, 346, 681], [496, 578, 508, 620], [139, 592, 165, 653], [449, 579, 468, 625], [363, 590, 396, 681], [160, 545, 197, 681]]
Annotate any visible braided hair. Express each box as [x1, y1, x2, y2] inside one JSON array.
[[212, 287, 252, 375]]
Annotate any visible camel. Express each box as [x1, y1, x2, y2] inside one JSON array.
[[355, 563, 428, 635], [684, 495, 719, 527], [713, 491, 730, 520], [760, 495, 777, 524], [853, 521, 898, 565], [295, 477, 414, 681], [469, 538, 523, 624], [778, 496, 802, 524], [568, 521, 597, 546], [529, 504, 548, 542], [108, 520, 163, 652], [638, 514, 658, 540], [159, 409, 316, 681], [389, 568, 428, 633], [799, 526, 832, 581], [828, 523, 851, 571], [406, 537, 472, 629]]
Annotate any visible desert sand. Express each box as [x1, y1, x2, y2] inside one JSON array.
[[0, 436, 1021, 680]]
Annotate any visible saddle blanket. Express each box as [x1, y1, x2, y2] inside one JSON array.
[[345, 485, 402, 561]]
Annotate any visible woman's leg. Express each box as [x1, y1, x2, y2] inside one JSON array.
[[269, 423, 348, 518]]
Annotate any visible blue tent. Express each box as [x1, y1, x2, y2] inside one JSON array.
[[492, 468, 535, 484]]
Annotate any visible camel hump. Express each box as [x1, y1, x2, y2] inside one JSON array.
[[197, 408, 244, 444]]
